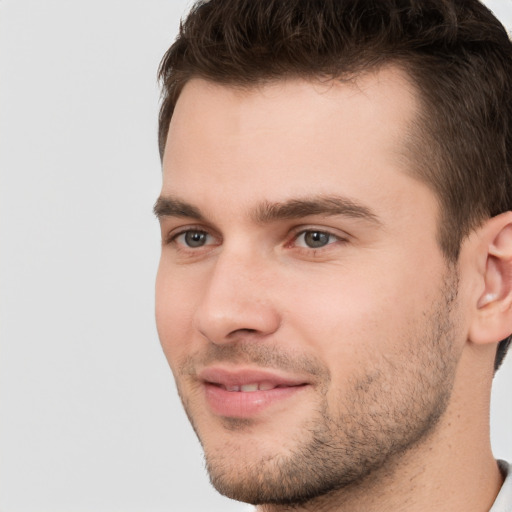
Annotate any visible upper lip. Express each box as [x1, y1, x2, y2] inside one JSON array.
[[198, 366, 309, 388]]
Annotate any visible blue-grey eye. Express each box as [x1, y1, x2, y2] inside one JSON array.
[[183, 230, 208, 247], [300, 231, 332, 248]]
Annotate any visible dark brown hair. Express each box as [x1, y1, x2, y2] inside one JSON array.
[[158, 0, 512, 370]]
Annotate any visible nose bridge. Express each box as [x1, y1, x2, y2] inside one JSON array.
[[194, 243, 280, 344]]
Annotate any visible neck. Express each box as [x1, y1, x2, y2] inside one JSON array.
[[257, 361, 503, 512]]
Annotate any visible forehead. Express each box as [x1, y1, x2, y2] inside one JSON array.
[[161, 69, 426, 219]]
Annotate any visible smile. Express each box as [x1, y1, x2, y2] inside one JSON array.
[[220, 382, 292, 392], [199, 367, 310, 418]]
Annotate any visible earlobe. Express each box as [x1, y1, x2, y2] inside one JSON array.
[[469, 212, 512, 346]]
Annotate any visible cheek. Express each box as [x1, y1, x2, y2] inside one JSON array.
[[281, 259, 439, 367], [155, 260, 200, 370]]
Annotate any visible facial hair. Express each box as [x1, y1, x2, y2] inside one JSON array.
[[174, 270, 460, 507]]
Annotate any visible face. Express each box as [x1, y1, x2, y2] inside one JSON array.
[[155, 72, 464, 506]]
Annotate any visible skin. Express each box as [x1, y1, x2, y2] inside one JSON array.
[[155, 70, 508, 511]]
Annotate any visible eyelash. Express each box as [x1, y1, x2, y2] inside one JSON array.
[[165, 226, 347, 253], [289, 229, 343, 250], [172, 229, 217, 248], [165, 225, 216, 247]]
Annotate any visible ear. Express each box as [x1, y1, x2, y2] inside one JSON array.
[[468, 212, 512, 345]]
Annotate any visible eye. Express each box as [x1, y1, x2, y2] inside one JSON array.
[[174, 229, 213, 248], [294, 230, 338, 249]]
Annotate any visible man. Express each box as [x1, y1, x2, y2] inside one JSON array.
[[153, 0, 512, 510]]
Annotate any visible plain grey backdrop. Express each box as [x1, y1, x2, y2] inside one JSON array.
[[1, 1, 511, 511]]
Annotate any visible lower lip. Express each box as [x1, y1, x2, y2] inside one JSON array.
[[204, 383, 308, 418]]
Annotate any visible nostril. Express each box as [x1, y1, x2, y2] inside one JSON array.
[[226, 327, 259, 338], [195, 292, 281, 345]]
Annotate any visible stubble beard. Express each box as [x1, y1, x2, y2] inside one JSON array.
[[176, 270, 460, 508]]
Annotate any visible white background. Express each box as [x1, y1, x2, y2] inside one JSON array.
[[1, 1, 511, 511]]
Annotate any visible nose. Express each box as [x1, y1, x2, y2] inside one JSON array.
[[194, 248, 281, 345]]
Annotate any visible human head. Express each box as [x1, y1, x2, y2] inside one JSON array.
[[157, 71, 471, 506], [157, 0, 512, 369]]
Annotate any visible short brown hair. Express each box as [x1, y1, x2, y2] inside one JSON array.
[[157, 0, 512, 370]]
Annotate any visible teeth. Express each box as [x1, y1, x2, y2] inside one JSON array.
[[240, 383, 259, 392], [222, 382, 277, 392]]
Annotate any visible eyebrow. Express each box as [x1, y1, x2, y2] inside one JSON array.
[[154, 194, 380, 225], [153, 197, 204, 220], [252, 196, 380, 224]]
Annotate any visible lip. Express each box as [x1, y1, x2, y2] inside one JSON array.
[[199, 366, 310, 418]]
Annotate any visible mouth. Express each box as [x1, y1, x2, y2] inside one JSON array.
[[213, 381, 303, 392], [198, 367, 310, 418]]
